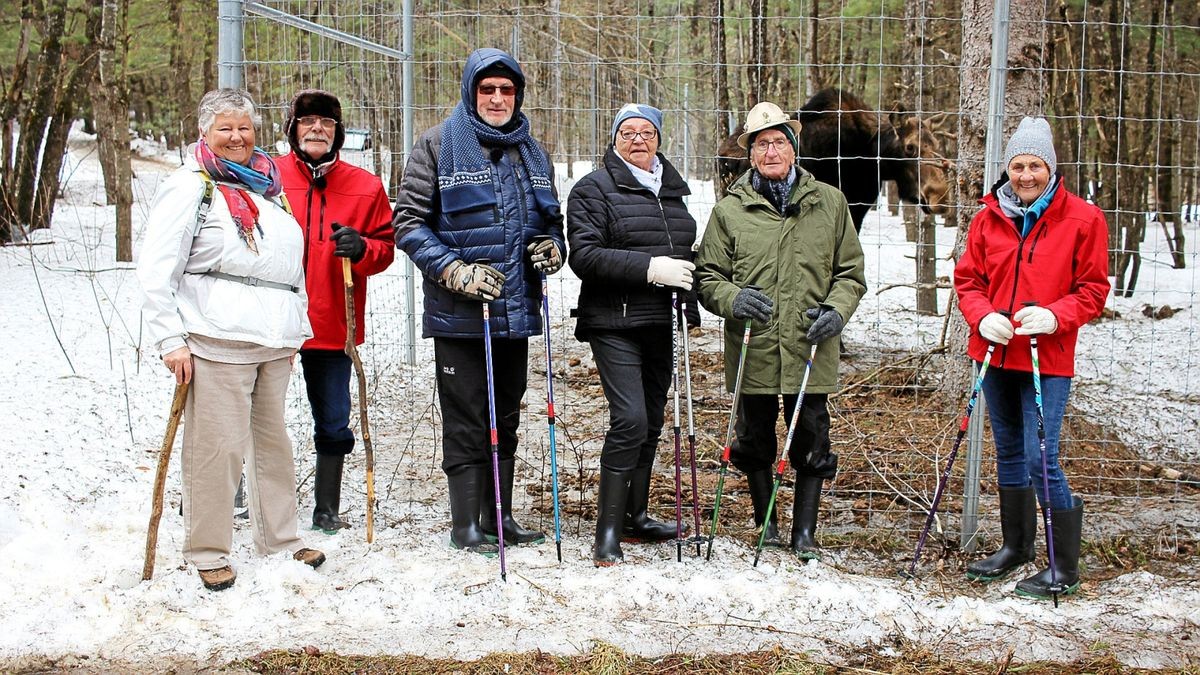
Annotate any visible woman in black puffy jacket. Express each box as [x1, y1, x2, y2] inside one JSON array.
[[567, 103, 700, 566]]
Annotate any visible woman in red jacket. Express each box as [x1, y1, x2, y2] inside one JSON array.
[[954, 117, 1110, 600]]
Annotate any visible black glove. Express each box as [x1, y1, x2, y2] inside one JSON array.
[[731, 287, 773, 323], [331, 223, 367, 262], [805, 305, 844, 344]]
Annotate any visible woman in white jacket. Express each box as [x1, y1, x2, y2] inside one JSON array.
[[137, 89, 324, 591]]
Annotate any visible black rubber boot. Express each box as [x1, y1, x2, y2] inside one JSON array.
[[480, 458, 546, 545], [622, 464, 681, 542], [966, 485, 1036, 582], [447, 465, 499, 557], [746, 469, 781, 547], [594, 468, 634, 567], [1016, 496, 1084, 599], [312, 454, 352, 533], [790, 475, 824, 561]]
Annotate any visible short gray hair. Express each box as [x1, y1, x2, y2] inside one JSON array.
[[197, 88, 261, 135]]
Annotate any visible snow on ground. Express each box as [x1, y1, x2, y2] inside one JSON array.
[[0, 134, 1197, 670]]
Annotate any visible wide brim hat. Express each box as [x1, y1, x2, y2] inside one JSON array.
[[737, 101, 803, 149]]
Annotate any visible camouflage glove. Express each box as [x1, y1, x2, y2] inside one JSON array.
[[440, 260, 505, 302]]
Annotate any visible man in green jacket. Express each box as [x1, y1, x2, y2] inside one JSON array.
[[696, 101, 866, 560]]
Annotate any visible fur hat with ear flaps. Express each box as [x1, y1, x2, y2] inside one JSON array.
[[287, 89, 345, 163]]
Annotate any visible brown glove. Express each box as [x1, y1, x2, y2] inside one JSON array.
[[440, 260, 505, 301]]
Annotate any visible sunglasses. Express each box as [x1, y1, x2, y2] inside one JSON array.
[[478, 84, 517, 97]]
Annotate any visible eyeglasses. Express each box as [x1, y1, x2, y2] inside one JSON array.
[[618, 129, 658, 142], [753, 138, 792, 154], [477, 84, 517, 97], [297, 116, 338, 130]]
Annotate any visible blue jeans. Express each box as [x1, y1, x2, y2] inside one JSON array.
[[299, 349, 355, 456], [981, 366, 1073, 511]]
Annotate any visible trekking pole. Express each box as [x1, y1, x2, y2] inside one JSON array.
[[902, 341, 996, 579], [481, 276, 508, 582], [535, 245, 563, 563], [671, 291, 684, 562], [706, 323, 751, 560], [342, 259, 375, 544], [753, 343, 818, 567], [143, 381, 189, 581], [1025, 301, 1060, 607], [679, 297, 703, 557], [706, 286, 759, 561]]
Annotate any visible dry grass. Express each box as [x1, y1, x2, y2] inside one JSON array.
[[234, 641, 1196, 674]]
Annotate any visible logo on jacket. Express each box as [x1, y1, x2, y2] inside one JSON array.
[[442, 366, 455, 376]]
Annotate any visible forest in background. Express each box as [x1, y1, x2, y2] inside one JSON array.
[[0, 0, 1197, 300]]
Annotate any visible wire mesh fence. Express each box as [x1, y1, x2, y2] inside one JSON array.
[[228, 0, 1199, 564]]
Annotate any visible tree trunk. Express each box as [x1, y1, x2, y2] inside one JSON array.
[[748, 0, 767, 107], [710, 0, 731, 140], [32, 1, 103, 233], [945, 0, 1043, 395], [6, 0, 69, 238], [95, 0, 133, 262], [167, 0, 196, 148], [0, 0, 36, 244]]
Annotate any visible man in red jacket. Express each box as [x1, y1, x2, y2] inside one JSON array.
[[279, 89, 395, 532]]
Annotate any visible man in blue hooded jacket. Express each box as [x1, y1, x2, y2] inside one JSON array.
[[393, 48, 566, 555]]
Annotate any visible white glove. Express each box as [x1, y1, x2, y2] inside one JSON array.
[[1013, 305, 1058, 336], [647, 256, 695, 291], [978, 312, 1014, 345]]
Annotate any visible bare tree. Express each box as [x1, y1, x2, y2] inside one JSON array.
[[94, 0, 134, 262], [945, 0, 1044, 395]]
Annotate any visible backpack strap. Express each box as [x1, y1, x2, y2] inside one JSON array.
[[194, 170, 217, 235]]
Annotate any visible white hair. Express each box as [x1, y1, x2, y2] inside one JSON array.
[[196, 88, 261, 135]]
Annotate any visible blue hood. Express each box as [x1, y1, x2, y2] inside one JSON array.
[[460, 48, 526, 122]]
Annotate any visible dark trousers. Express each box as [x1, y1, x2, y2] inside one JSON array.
[[732, 392, 837, 479], [590, 327, 674, 472], [299, 349, 354, 456], [435, 336, 528, 474]]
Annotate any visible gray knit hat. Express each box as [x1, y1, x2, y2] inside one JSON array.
[[611, 103, 663, 145], [1004, 117, 1057, 175]]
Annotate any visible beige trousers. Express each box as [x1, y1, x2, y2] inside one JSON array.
[[182, 355, 305, 570]]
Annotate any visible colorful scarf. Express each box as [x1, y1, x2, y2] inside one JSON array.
[[998, 174, 1061, 238], [437, 101, 558, 216], [194, 140, 283, 254]]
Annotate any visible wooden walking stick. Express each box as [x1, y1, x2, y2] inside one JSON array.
[[342, 259, 375, 543], [142, 381, 189, 581]]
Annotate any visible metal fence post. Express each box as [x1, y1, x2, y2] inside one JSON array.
[[401, 0, 417, 365], [217, 0, 244, 89], [962, 0, 1011, 554]]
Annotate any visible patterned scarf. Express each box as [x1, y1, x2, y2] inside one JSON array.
[[437, 102, 558, 216], [194, 140, 283, 254], [751, 166, 798, 215]]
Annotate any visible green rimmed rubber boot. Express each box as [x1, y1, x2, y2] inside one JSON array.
[[1016, 496, 1084, 600], [966, 485, 1036, 582]]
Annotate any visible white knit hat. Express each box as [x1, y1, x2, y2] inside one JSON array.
[[1004, 117, 1057, 175]]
